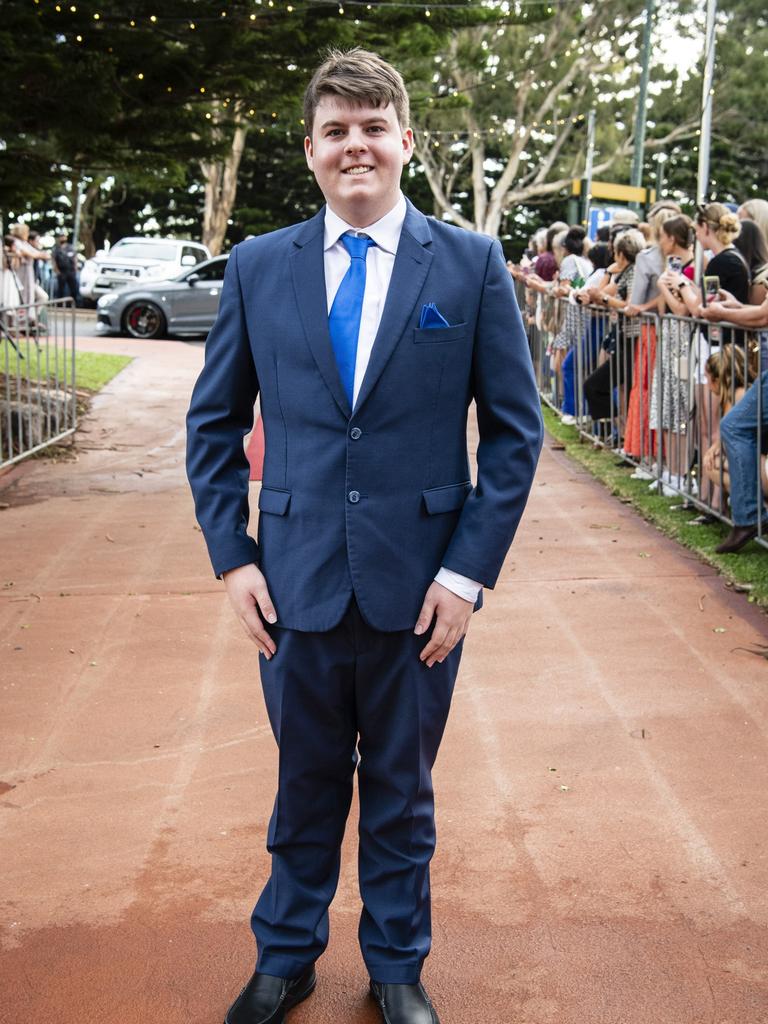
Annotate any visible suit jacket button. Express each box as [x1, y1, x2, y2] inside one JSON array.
[[348, 490, 360, 503], [350, 427, 362, 440]]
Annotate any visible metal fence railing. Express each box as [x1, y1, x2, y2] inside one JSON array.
[[1, 298, 77, 468], [518, 283, 767, 551]]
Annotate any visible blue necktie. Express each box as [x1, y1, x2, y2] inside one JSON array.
[[328, 232, 375, 407]]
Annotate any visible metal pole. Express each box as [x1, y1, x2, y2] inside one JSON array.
[[583, 109, 596, 227], [695, 0, 717, 279], [72, 176, 84, 252], [630, 0, 656, 207]]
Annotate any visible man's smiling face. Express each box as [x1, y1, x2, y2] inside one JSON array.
[[304, 97, 414, 227]]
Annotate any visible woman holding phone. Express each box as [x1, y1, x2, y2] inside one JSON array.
[[656, 205, 749, 506], [652, 215, 696, 495]]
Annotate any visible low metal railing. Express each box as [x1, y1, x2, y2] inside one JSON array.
[[518, 284, 766, 550], [0, 298, 77, 468]]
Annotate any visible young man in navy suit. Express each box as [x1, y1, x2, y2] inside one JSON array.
[[187, 49, 543, 1024]]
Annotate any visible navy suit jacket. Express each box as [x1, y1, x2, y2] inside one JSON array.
[[186, 199, 543, 632]]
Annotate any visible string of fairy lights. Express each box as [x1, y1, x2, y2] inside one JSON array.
[[31, 0, 624, 141], [420, 112, 586, 145], [33, 0, 609, 23]]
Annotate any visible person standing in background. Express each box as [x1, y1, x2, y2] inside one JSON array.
[[51, 233, 80, 305]]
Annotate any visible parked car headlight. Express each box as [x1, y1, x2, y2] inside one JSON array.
[[97, 292, 120, 307]]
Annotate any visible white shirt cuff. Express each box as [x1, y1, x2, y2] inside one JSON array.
[[435, 567, 483, 603]]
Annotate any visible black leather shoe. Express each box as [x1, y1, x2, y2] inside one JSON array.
[[369, 981, 440, 1024], [715, 524, 761, 554], [225, 966, 316, 1024]]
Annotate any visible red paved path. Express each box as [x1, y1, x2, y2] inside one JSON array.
[[1, 336, 767, 1024]]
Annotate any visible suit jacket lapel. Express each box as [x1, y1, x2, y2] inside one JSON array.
[[354, 201, 433, 414], [289, 208, 352, 420]]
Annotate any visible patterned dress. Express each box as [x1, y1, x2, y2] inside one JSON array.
[[552, 254, 593, 352], [649, 314, 692, 433]]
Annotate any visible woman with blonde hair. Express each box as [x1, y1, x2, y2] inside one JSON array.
[[738, 197, 768, 249], [693, 202, 750, 304], [9, 223, 50, 328], [9, 224, 49, 307]]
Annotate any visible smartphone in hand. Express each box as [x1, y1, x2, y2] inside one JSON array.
[[703, 275, 720, 305]]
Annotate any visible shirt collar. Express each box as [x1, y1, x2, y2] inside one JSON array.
[[323, 193, 406, 256]]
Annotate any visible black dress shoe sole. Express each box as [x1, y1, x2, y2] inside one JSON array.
[[224, 974, 316, 1024]]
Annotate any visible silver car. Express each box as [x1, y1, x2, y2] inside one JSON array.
[[96, 255, 228, 339], [80, 237, 211, 301]]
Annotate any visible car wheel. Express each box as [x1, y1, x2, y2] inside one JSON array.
[[122, 300, 166, 339]]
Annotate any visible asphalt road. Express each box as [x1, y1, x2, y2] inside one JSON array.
[[73, 308, 207, 344]]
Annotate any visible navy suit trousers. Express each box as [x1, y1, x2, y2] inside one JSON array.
[[252, 599, 462, 983]]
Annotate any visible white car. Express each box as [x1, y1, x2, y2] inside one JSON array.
[[79, 236, 211, 301]]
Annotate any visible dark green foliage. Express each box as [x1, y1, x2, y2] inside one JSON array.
[[1, 0, 492, 242]]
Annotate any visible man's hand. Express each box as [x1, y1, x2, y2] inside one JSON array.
[[414, 581, 474, 668], [699, 301, 727, 321], [222, 563, 278, 659]]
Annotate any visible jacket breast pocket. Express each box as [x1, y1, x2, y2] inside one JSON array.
[[258, 486, 291, 515], [413, 323, 467, 345], [422, 481, 472, 515]]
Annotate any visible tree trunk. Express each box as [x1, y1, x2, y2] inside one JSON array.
[[78, 177, 104, 258], [201, 116, 248, 255]]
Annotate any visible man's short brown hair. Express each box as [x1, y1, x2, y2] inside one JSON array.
[[303, 48, 410, 137]]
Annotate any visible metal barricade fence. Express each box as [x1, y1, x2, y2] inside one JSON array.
[[0, 298, 77, 468], [515, 281, 767, 550]]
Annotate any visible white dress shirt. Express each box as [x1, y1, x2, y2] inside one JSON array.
[[323, 194, 482, 604]]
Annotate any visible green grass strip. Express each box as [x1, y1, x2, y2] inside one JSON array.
[[542, 405, 768, 608], [3, 344, 132, 393], [71, 351, 133, 392]]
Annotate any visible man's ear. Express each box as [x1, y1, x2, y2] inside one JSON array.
[[304, 135, 314, 171], [402, 127, 414, 166]]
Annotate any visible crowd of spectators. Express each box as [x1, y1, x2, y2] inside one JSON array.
[[510, 197, 768, 555], [1, 225, 81, 324]]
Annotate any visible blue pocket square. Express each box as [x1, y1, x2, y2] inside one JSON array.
[[419, 302, 451, 329]]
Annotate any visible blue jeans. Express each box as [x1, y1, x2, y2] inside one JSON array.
[[561, 347, 576, 415], [720, 369, 768, 526], [561, 320, 600, 416]]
